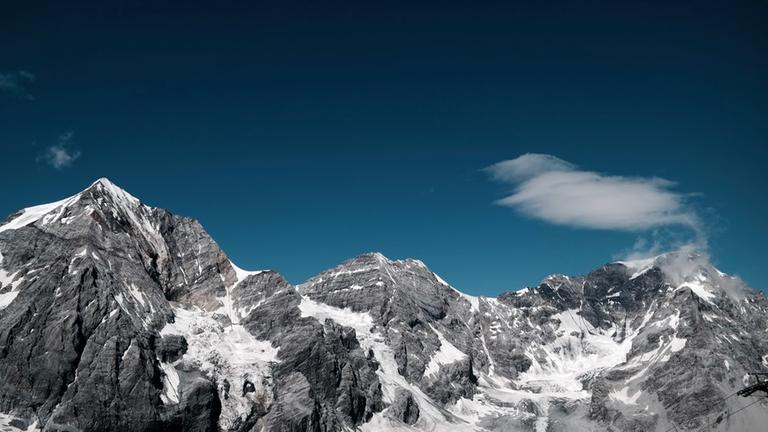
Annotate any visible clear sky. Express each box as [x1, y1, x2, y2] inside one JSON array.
[[1, 1, 766, 295]]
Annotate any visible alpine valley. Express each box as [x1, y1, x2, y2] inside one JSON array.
[[1, 179, 767, 432]]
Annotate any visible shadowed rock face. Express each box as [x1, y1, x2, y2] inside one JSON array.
[[387, 389, 419, 424], [1, 179, 768, 432]]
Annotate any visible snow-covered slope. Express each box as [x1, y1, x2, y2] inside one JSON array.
[[1, 179, 767, 432]]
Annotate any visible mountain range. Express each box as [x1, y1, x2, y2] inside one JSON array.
[[1, 178, 767, 431]]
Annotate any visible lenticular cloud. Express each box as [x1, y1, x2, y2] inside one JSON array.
[[484, 153, 700, 232]]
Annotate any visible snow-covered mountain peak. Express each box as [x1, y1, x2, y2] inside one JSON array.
[[83, 177, 142, 207], [616, 250, 732, 286], [0, 178, 151, 236], [89, 176, 122, 190]]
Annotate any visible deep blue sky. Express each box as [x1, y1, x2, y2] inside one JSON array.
[[1, 1, 766, 295]]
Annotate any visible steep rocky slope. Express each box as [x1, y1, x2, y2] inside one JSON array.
[[1, 179, 767, 431]]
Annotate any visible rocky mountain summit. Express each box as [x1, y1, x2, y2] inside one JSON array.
[[1, 179, 767, 431]]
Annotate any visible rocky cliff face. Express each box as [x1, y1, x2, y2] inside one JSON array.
[[1, 179, 767, 431]]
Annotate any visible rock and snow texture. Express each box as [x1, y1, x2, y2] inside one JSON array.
[[1, 179, 768, 432]]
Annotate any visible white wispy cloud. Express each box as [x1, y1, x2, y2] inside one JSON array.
[[41, 131, 81, 170], [619, 228, 708, 262], [484, 153, 700, 232], [0, 70, 36, 100]]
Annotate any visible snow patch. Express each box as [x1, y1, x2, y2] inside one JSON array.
[[424, 325, 468, 376], [229, 260, 263, 286], [0, 412, 37, 431], [668, 312, 680, 329], [669, 336, 687, 353], [678, 281, 716, 304], [0, 194, 80, 234], [298, 296, 375, 330], [0, 291, 20, 311], [627, 332, 687, 382], [158, 361, 180, 404], [0, 252, 24, 311], [126, 283, 147, 308], [610, 386, 642, 405], [160, 305, 278, 429]]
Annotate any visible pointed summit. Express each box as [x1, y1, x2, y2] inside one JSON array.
[[81, 177, 142, 206], [91, 177, 116, 187], [0, 178, 157, 243]]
